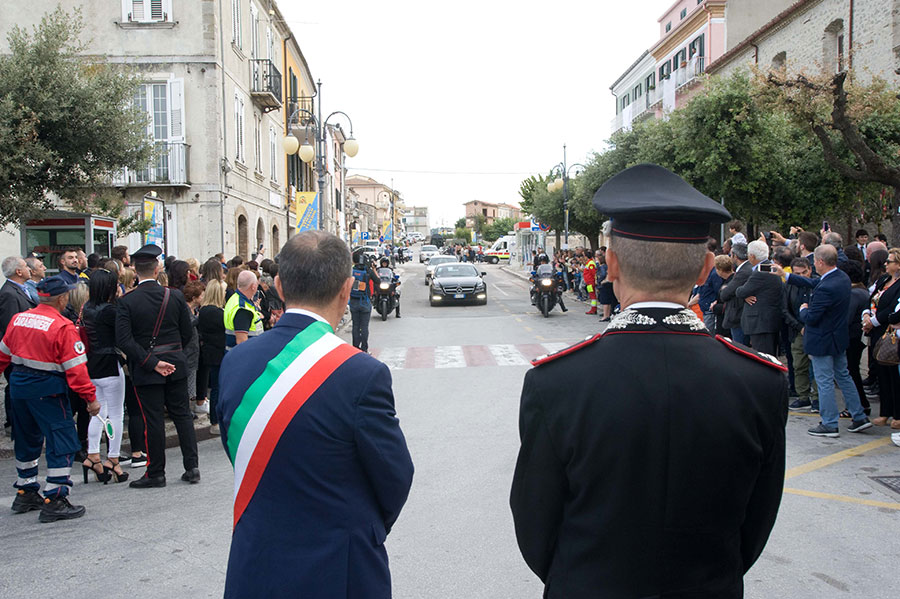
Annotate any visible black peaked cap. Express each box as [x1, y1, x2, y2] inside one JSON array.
[[131, 243, 163, 264], [593, 164, 731, 243]]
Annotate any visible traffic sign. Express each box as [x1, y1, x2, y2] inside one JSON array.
[[361, 232, 370, 240], [379, 236, 385, 243]]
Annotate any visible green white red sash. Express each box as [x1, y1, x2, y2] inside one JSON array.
[[227, 321, 358, 526]]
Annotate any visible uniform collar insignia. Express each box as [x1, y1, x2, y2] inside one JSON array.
[[606, 307, 707, 333]]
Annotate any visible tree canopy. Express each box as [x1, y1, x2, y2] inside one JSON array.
[[0, 8, 152, 231]]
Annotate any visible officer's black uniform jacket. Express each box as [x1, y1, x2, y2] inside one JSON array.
[[116, 281, 193, 386], [510, 306, 788, 599]]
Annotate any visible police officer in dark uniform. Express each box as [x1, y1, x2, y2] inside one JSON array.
[[510, 164, 788, 598], [348, 249, 379, 352], [116, 245, 200, 488]]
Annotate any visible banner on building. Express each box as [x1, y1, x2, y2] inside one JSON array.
[[295, 191, 318, 232], [143, 197, 166, 252], [381, 220, 393, 242]]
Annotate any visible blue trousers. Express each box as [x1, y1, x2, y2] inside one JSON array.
[[11, 391, 80, 498], [349, 298, 372, 352], [810, 353, 866, 429]]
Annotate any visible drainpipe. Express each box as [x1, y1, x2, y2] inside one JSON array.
[[750, 43, 759, 64], [848, 0, 854, 71], [217, 0, 229, 254], [702, 3, 711, 63]]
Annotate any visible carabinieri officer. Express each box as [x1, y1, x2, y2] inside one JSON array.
[[1, 276, 99, 522], [510, 164, 788, 598]]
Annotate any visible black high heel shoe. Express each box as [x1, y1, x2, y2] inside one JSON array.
[[82, 456, 112, 484], [103, 458, 129, 484]]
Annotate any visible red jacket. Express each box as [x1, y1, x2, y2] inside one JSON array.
[[583, 260, 597, 286], [0, 303, 96, 401]]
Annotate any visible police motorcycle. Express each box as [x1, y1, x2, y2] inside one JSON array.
[[373, 258, 401, 321], [530, 258, 568, 318]]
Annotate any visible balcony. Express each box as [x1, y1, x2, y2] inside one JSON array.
[[286, 96, 315, 124], [610, 111, 625, 134], [113, 141, 189, 187], [250, 59, 283, 112], [675, 56, 705, 90]]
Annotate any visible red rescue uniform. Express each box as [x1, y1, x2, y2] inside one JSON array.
[[583, 259, 598, 313]]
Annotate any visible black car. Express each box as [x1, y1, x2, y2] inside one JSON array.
[[430, 263, 487, 306]]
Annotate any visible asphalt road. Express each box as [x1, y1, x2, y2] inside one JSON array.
[[0, 254, 898, 598]]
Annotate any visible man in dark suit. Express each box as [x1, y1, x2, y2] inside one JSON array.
[[719, 241, 751, 344], [218, 230, 414, 598], [116, 245, 199, 487], [1, 256, 38, 437], [511, 165, 788, 598], [736, 239, 784, 355], [773, 244, 872, 437]]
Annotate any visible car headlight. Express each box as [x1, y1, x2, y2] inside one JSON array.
[[379, 282, 390, 290], [541, 278, 553, 286], [475, 281, 485, 290]]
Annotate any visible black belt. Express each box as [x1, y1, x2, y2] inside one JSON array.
[[11, 365, 64, 378]]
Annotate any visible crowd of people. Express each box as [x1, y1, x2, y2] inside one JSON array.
[[0, 245, 285, 503], [692, 222, 900, 443]]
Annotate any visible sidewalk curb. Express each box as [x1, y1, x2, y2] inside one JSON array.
[[499, 265, 532, 282]]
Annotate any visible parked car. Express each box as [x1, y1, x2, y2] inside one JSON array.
[[425, 255, 459, 284], [430, 263, 488, 306], [419, 244, 439, 263]]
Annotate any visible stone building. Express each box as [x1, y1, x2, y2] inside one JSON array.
[[0, 0, 319, 263]]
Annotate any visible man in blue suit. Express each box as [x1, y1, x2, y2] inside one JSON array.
[[773, 244, 871, 437], [218, 230, 414, 598]]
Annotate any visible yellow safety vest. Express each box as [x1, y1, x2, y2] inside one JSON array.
[[224, 291, 263, 349]]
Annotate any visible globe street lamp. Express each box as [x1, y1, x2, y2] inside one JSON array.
[[282, 79, 359, 230], [547, 144, 585, 247]]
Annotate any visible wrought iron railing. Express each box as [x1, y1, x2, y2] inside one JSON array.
[[112, 141, 189, 186], [250, 59, 283, 106]]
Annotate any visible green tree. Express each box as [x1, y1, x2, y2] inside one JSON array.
[[0, 8, 153, 231], [472, 213, 487, 236], [518, 174, 549, 216], [454, 217, 467, 229], [454, 227, 471, 243], [483, 217, 516, 242]]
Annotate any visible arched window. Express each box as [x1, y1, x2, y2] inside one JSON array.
[[272, 224, 280, 254], [237, 214, 248, 260]]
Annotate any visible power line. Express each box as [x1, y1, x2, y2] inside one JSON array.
[[349, 166, 538, 176]]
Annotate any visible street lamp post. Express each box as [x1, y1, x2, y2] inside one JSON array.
[[282, 79, 359, 231], [547, 144, 585, 247]]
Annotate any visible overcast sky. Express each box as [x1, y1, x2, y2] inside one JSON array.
[[281, 0, 672, 229]]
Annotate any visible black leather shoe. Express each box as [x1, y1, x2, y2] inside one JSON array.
[[39, 496, 86, 523], [129, 474, 166, 489], [181, 468, 201, 484], [11, 489, 44, 513]]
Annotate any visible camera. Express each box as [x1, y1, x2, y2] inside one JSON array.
[[760, 263, 773, 272]]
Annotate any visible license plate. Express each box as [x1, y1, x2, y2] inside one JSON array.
[[454, 293, 465, 299]]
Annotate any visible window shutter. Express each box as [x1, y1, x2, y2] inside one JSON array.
[[132, 0, 145, 20], [150, 0, 164, 20], [232, 0, 241, 46], [267, 26, 273, 61], [168, 78, 184, 141], [235, 94, 241, 160]]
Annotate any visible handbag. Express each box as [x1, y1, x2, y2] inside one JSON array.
[[75, 305, 91, 354], [874, 329, 900, 366]]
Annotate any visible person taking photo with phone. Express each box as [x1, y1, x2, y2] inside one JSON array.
[[735, 240, 785, 356]]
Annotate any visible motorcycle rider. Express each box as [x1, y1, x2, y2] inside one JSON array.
[[530, 254, 568, 313], [377, 257, 402, 318]]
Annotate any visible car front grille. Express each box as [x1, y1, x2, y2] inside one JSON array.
[[441, 284, 476, 294]]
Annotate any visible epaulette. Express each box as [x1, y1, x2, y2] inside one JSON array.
[[532, 333, 604, 367], [715, 335, 788, 372]]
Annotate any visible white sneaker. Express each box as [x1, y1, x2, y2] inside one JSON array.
[[193, 401, 210, 415], [209, 424, 220, 436], [892, 432, 900, 448]]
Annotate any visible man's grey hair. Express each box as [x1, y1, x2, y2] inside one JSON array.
[[25, 256, 42, 272], [277, 230, 351, 306], [823, 232, 843, 249], [2, 256, 24, 278], [747, 240, 770, 262], [236, 270, 257, 290], [731, 242, 748, 261], [814, 243, 838, 267], [609, 236, 707, 295]]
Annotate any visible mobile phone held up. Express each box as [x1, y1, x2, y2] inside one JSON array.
[[760, 263, 773, 273], [823, 221, 830, 232]]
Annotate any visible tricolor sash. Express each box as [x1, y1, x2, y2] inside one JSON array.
[[227, 321, 359, 526]]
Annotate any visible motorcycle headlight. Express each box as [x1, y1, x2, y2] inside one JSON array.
[[541, 278, 553, 286], [379, 282, 390, 290]]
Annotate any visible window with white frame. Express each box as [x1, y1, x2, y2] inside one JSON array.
[[131, 78, 184, 181], [234, 93, 245, 162], [269, 126, 278, 181], [232, 0, 242, 48], [122, 0, 171, 23], [254, 112, 262, 172]]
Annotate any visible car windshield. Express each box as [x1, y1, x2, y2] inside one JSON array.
[[434, 264, 479, 278], [422, 245, 437, 252]]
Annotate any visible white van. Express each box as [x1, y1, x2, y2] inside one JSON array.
[[484, 236, 516, 264]]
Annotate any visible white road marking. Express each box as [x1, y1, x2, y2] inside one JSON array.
[[493, 283, 510, 296], [488, 344, 530, 366], [434, 346, 466, 369], [378, 347, 408, 370]]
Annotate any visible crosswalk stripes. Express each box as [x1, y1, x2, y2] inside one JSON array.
[[368, 341, 578, 370]]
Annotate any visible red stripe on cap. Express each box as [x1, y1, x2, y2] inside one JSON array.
[[233, 343, 359, 527]]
